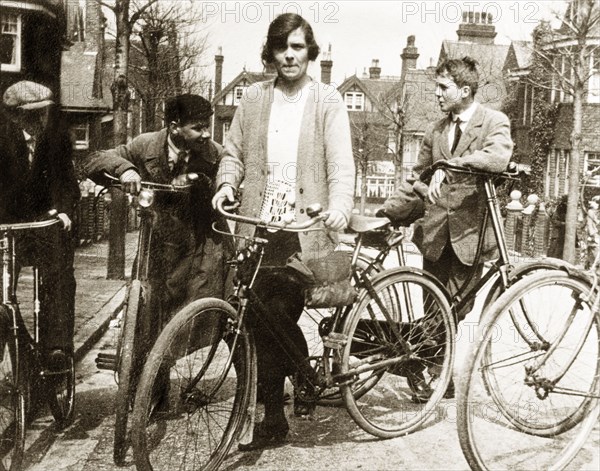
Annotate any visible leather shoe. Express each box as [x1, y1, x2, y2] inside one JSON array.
[[238, 420, 289, 451], [46, 349, 69, 373], [407, 371, 433, 404]]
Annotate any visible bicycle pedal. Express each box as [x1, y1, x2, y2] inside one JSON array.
[[322, 332, 347, 350]]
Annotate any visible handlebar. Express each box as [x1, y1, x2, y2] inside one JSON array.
[[420, 160, 530, 184], [216, 199, 327, 232], [0, 212, 61, 232], [103, 172, 201, 191]]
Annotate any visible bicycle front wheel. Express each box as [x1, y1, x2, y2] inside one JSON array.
[[458, 270, 600, 471], [341, 268, 455, 438], [114, 279, 145, 464], [131, 298, 254, 471], [0, 333, 26, 471]]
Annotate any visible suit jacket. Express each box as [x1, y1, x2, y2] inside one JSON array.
[[216, 78, 355, 262], [0, 112, 80, 223], [411, 104, 513, 265]]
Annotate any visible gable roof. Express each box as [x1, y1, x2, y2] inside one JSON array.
[[338, 74, 402, 115], [212, 70, 277, 105]]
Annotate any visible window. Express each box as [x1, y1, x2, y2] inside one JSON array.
[[1, 13, 21, 72], [585, 152, 600, 187], [72, 123, 90, 150], [345, 92, 364, 110], [223, 121, 230, 140], [233, 86, 245, 105]]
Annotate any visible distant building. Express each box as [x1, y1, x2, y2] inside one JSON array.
[[503, 0, 600, 199]]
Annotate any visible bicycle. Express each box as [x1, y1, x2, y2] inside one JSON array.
[[0, 214, 75, 470], [93, 173, 199, 465], [307, 160, 576, 407], [130, 199, 457, 470], [458, 263, 600, 469]]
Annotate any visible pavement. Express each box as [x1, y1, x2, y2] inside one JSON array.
[[18, 232, 138, 363]]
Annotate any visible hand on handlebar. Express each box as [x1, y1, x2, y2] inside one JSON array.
[[119, 169, 142, 195], [323, 209, 347, 232], [427, 168, 447, 204], [212, 184, 236, 209], [57, 213, 72, 231]]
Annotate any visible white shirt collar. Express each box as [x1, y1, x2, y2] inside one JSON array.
[[452, 102, 478, 124]]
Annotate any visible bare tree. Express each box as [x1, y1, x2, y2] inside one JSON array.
[[130, 2, 208, 130], [525, 0, 600, 263]]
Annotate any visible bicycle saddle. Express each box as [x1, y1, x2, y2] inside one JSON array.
[[348, 214, 389, 233]]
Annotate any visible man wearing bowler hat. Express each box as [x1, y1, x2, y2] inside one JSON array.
[[0, 80, 80, 371], [84, 94, 229, 341]]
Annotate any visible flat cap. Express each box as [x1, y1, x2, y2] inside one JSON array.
[[3, 81, 54, 110]]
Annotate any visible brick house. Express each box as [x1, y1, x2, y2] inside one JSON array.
[[503, 0, 600, 199]]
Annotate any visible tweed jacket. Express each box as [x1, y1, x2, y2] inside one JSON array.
[[216, 78, 355, 262], [411, 103, 513, 265]]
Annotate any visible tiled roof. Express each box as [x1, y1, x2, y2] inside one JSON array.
[[511, 40, 533, 70], [60, 43, 109, 110], [402, 68, 443, 131]]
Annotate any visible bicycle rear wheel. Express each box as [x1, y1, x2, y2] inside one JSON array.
[[46, 354, 75, 428], [0, 334, 26, 471], [131, 298, 254, 471], [458, 270, 600, 470], [114, 279, 145, 464], [341, 268, 455, 438]]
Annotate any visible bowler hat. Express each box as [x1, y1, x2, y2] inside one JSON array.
[[3, 81, 54, 110], [165, 94, 213, 124]]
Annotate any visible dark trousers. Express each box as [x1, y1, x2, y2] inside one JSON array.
[[15, 226, 76, 353], [423, 240, 483, 324], [249, 230, 307, 423]]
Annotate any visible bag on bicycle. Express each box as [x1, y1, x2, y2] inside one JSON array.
[[287, 251, 357, 309]]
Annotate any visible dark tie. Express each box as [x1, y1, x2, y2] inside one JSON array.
[[451, 117, 462, 155], [172, 150, 188, 177]]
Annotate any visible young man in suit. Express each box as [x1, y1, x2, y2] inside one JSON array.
[[1, 80, 80, 371], [84, 94, 228, 330], [383, 57, 513, 400]]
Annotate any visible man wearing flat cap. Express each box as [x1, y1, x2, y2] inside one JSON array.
[[0, 80, 80, 371], [84, 93, 229, 342]]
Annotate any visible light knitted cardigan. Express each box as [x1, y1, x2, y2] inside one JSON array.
[[216, 78, 355, 262]]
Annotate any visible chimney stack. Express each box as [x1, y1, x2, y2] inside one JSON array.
[[401, 35, 419, 82], [456, 11, 497, 44], [214, 47, 224, 95], [320, 43, 333, 84], [369, 59, 381, 79], [85, 0, 103, 51]]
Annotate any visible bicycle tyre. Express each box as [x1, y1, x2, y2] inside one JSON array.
[[341, 268, 455, 438], [0, 335, 26, 471], [458, 270, 600, 471], [114, 279, 144, 465], [131, 298, 254, 471], [47, 354, 75, 428]]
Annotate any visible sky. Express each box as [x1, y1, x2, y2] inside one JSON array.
[[194, 0, 569, 87]]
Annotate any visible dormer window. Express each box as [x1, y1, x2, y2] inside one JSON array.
[[345, 92, 364, 110], [1, 13, 21, 72], [234, 86, 245, 105]]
